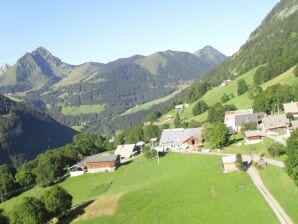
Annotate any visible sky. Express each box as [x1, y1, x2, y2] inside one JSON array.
[[0, 0, 279, 65]]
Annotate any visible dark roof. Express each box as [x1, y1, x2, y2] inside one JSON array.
[[85, 154, 119, 163], [235, 112, 266, 126]]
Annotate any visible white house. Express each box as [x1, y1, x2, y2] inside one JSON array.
[[224, 109, 253, 133], [158, 128, 203, 151]]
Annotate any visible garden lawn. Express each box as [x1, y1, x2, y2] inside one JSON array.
[[259, 165, 298, 224], [0, 154, 279, 224]]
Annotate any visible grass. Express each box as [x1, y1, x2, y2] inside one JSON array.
[[0, 153, 279, 224], [61, 104, 104, 116], [221, 138, 286, 161], [158, 65, 297, 126], [259, 165, 298, 224]]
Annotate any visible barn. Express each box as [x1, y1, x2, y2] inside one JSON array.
[[85, 154, 120, 173]]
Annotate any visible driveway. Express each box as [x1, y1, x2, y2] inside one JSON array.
[[247, 166, 293, 224]]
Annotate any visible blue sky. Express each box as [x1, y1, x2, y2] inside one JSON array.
[[0, 0, 278, 65]]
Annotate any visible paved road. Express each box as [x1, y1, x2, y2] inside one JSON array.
[[247, 166, 293, 224]]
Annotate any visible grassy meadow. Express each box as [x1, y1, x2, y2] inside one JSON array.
[[61, 104, 104, 115], [158, 65, 297, 126], [260, 165, 298, 223], [0, 153, 279, 224]]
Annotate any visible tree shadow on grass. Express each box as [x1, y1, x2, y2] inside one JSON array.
[[58, 200, 94, 224]]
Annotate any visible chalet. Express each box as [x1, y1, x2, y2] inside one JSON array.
[[224, 109, 253, 133], [222, 155, 251, 173], [85, 154, 120, 173], [234, 112, 266, 133], [261, 114, 290, 133], [69, 154, 120, 176], [283, 101, 298, 118], [159, 128, 203, 151], [115, 144, 138, 159], [244, 130, 265, 144]]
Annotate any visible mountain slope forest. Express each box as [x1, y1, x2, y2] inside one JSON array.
[[0, 46, 227, 133], [127, 0, 298, 124], [0, 94, 77, 165]]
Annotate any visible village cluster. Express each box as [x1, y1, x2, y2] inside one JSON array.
[[69, 101, 298, 176]]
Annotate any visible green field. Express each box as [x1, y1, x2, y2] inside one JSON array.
[[61, 104, 104, 115], [0, 153, 279, 224], [260, 165, 298, 223], [158, 65, 297, 126]]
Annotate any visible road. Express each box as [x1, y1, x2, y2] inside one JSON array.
[[247, 166, 293, 224]]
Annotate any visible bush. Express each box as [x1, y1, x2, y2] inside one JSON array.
[[221, 94, 230, 103], [268, 143, 286, 157], [143, 147, 157, 159], [236, 153, 245, 171]]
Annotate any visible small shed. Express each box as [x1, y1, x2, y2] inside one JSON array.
[[222, 156, 237, 172], [85, 154, 120, 173], [69, 161, 86, 177], [244, 130, 264, 144]]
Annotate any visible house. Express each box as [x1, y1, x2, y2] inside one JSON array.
[[224, 109, 253, 133], [69, 161, 86, 177], [234, 112, 266, 133], [143, 121, 152, 126], [184, 104, 190, 108], [85, 154, 120, 173], [159, 128, 203, 151], [69, 154, 120, 176], [262, 114, 290, 133], [221, 80, 232, 86], [283, 101, 298, 117], [222, 155, 251, 172], [244, 130, 265, 144], [175, 104, 184, 110], [115, 144, 138, 159]]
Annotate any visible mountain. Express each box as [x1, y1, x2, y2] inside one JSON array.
[[0, 64, 10, 76], [0, 47, 73, 92], [0, 46, 226, 133], [200, 0, 298, 85], [193, 46, 228, 67], [0, 94, 77, 165]]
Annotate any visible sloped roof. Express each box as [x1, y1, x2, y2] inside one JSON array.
[[235, 112, 266, 126], [85, 154, 119, 163], [262, 114, 289, 130], [244, 130, 263, 138], [283, 102, 298, 113], [114, 144, 136, 157], [159, 128, 202, 145], [222, 155, 236, 164]]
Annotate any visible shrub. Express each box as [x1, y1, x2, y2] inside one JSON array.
[[143, 147, 157, 159], [268, 143, 286, 157]]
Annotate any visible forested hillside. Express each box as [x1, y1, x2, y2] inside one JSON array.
[[0, 95, 77, 165], [0, 46, 226, 133]]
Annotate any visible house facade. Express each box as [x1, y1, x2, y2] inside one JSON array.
[[158, 128, 203, 151], [224, 109, 253, 133], [69, 154, 120, 176]]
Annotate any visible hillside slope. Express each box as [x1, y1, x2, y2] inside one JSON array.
[[200, 0, 298, 85], [0, 94, 77, 165], [0, 46, 227, 133]]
